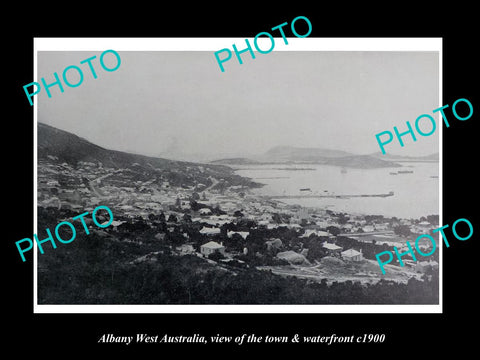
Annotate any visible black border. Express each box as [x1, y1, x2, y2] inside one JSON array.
[[6, 5, 478, 355]]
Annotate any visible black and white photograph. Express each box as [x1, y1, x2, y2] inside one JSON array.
[[6, 6, 479, 355], [35, 39, 440, 310]]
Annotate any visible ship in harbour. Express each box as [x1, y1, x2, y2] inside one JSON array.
[[397, 170, 414, 174]]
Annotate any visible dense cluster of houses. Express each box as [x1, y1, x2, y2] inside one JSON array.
[[38, 158, 439, 275]]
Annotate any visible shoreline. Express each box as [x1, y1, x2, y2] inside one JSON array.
[[36, 156, 439, 304], [235, 162, 439, 220]]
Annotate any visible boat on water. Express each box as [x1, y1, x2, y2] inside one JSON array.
[[390, 172, 397, 175], [378, 191, 394, 197], [398, 170, 414, 174], [300, 188, 311, 192]]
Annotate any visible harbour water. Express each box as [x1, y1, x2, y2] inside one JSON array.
[[235, 162, 439, 219]]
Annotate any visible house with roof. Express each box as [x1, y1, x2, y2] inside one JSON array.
[[200, 241, 225, 257], [176, 244, 195, 255], [413, 221, 434, 234], [199, 226, 221, 235], [341, 248, 364, 262], [322, 242, 343, 255], [266, 238, 283, 252], [403, 259, 417, 268], [227, 231, 249, 240], [415, 260, 439, 273], [315, 220, 330, 228], [100, 220, 125, 231], [362, 225, 375, 233], [374, 223, 390, 231], [199, 208, 212, 216], [276, 250, 310, 265]]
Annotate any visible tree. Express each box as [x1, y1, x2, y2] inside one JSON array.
[[165, 231, 185, 246], [234, 210, 244, 218], [212, 205, 226, 216], [223, 234, 245, 252], [326, 226, 341, 236], [189, 200, 204, 211], [148, 213, 156, 221], [272, 213, 282, 224], [208, 250, 225, 262], [393, 224, 411, 237], [306, 242, 328, 262], [427, 215, 439, 225], [338, 213, 349, 225]]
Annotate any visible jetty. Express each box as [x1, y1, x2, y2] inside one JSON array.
[[262, 191, 394, 200]]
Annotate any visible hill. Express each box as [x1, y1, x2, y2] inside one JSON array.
[[262, 145, 352, 160], [39, 123, 193, 170], [38, 123, 261, 189], [210, 157, 261, 165], [370, 152, 439, 162], [212, 146, 401, 168]]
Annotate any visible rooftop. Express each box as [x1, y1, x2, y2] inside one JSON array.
[[323, 242, 342, 250], [201, 241, 224, 249], [341, 249, 362, 257], [199, 227, 221, 235]]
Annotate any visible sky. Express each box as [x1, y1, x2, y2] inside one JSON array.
[[38, 49, 440, 161]]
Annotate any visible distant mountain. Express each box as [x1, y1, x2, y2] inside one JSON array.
[[262, 146, 352, 160], [38, 123, 261, 188], [210, 157, 261, 165], [211, 146, 401, 169], [371, 152, 439, 162]]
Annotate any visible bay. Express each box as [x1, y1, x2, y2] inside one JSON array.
[[235, 162, 439, 219]]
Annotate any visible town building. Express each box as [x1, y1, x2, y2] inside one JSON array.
[[362, 225, 375, 233], [276, 250, 310, 265], [322, 242, 343, 255], [341, 248, 364, 262], [200, 241, 225, 257], [199, 226, 221, 235], [199, 208, 212, 215], [415, 260, 439, 273], [227, 231, 249, 240], [176, 244, 195, 255]]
